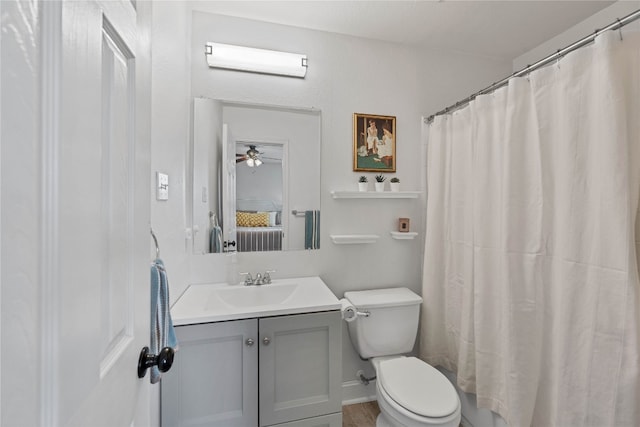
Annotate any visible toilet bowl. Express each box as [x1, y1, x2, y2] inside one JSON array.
[[373, 357, 460, 427], [343, 288, 461, 427]]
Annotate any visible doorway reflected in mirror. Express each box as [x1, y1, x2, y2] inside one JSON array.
[[235, 142, 284, 252]]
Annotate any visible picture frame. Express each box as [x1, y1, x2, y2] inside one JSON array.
[[353, 113, 396, 172]]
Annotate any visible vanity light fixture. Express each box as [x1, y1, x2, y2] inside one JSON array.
[[205, 42, 308, 78]]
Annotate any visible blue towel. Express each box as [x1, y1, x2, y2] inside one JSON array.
[[150, 258, 178, 384], [304, 210, 320, 250], [210, 225, 222, 253]]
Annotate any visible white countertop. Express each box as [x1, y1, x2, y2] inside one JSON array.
[[171, 276, 341, 326]]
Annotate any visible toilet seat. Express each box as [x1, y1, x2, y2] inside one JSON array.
[[378, 357, 459, 418], [376, 379, 461, 427]]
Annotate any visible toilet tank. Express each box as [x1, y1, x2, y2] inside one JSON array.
[[344, 287, 423, 359]]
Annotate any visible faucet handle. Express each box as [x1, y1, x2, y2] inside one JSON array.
[[263, 270, 276, 284], [239, 272, 253, 286]]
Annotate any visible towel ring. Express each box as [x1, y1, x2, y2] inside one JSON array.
[[150, 228, 160, 258]]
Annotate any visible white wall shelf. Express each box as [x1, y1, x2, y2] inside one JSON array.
[[331, 190, 420, 199], [390, 231, 418, 240], [330, 234, 380, 245]]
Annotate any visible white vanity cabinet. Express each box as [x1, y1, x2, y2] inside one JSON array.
[[161, 318, 258, 426], [259, 312, 342, 426], [161, 311, 342, 427]]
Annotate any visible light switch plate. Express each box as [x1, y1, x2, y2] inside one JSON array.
[[157, 172, 169, 200]]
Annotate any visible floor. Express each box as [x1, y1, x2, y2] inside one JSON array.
[[342, 401, 463, 427], [342, 401, 380, 427]]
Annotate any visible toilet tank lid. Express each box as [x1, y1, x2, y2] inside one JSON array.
[[344, 287, 422, 309]]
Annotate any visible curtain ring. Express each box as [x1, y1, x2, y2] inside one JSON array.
[[556, 50, 562, 69], [617, 18, 623, 41]]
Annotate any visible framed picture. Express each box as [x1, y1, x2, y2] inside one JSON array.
[[353, 113, 396, 172]]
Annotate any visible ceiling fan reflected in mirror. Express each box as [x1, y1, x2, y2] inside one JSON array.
[[236, 144, 281, 167], [236, 145, 263, 167]]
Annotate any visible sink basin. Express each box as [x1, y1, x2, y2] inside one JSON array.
[[215, 283, 298, 308], [171, 276, 340, 325]]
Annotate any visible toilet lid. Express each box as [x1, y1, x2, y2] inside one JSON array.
[[378, 357, 458, 418]]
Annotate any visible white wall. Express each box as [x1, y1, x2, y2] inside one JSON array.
[[236, 163, 283, 206], [150, 3, 193, 425], [150, 1, 192, 293], [513, 1, 640, 70], [151, 3, 512, 404]]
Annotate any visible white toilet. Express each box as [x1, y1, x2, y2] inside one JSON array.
[[344, 287, 461, 427]]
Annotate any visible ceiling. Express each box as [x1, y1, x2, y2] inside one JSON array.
[[190, 1, 615, 60]]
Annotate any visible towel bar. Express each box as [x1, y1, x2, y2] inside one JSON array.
[[151, 228, 160, 258]]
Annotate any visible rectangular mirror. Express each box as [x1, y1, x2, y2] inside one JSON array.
[[191, 98, 321, 255]]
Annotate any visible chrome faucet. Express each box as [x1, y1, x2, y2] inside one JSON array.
[[263, 270, 275, 284], [254, 273, 264, 285], [240, 272, 254, 286], [239, 270, 276, 286]]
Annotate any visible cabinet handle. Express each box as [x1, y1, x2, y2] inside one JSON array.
[[245, 338, 255, 347], [263, 337, 271, 346]]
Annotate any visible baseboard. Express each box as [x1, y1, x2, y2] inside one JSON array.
[[341, 379, 377, 405]]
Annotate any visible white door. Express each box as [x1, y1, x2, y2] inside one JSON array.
[[222, 124, 238, 251], [192, 98, 223, 254], [1, 0, 152, 425]]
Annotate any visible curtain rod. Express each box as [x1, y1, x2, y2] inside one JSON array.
[[426, 8, 640, 123]]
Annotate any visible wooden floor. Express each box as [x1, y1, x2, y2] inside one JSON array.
[[342, 401, 380, 427]]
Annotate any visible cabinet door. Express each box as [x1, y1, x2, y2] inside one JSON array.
[[161, 319, 258, 427], [259, 311, 342, 426]]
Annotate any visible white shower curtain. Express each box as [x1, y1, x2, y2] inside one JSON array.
[[421, 31, 640, 427]]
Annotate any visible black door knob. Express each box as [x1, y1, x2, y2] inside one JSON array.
[[137, 346, 175, 379], [156, 346, 175, 372]]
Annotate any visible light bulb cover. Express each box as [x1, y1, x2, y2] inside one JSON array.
[[205, 42, 307, 78]]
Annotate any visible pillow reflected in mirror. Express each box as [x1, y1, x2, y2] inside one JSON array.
[[236, 211, 270, 227]]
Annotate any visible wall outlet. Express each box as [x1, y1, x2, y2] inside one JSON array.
[[157, 172, 169, 200]]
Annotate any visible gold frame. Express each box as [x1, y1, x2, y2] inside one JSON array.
[[353, 113, 396, 172]]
